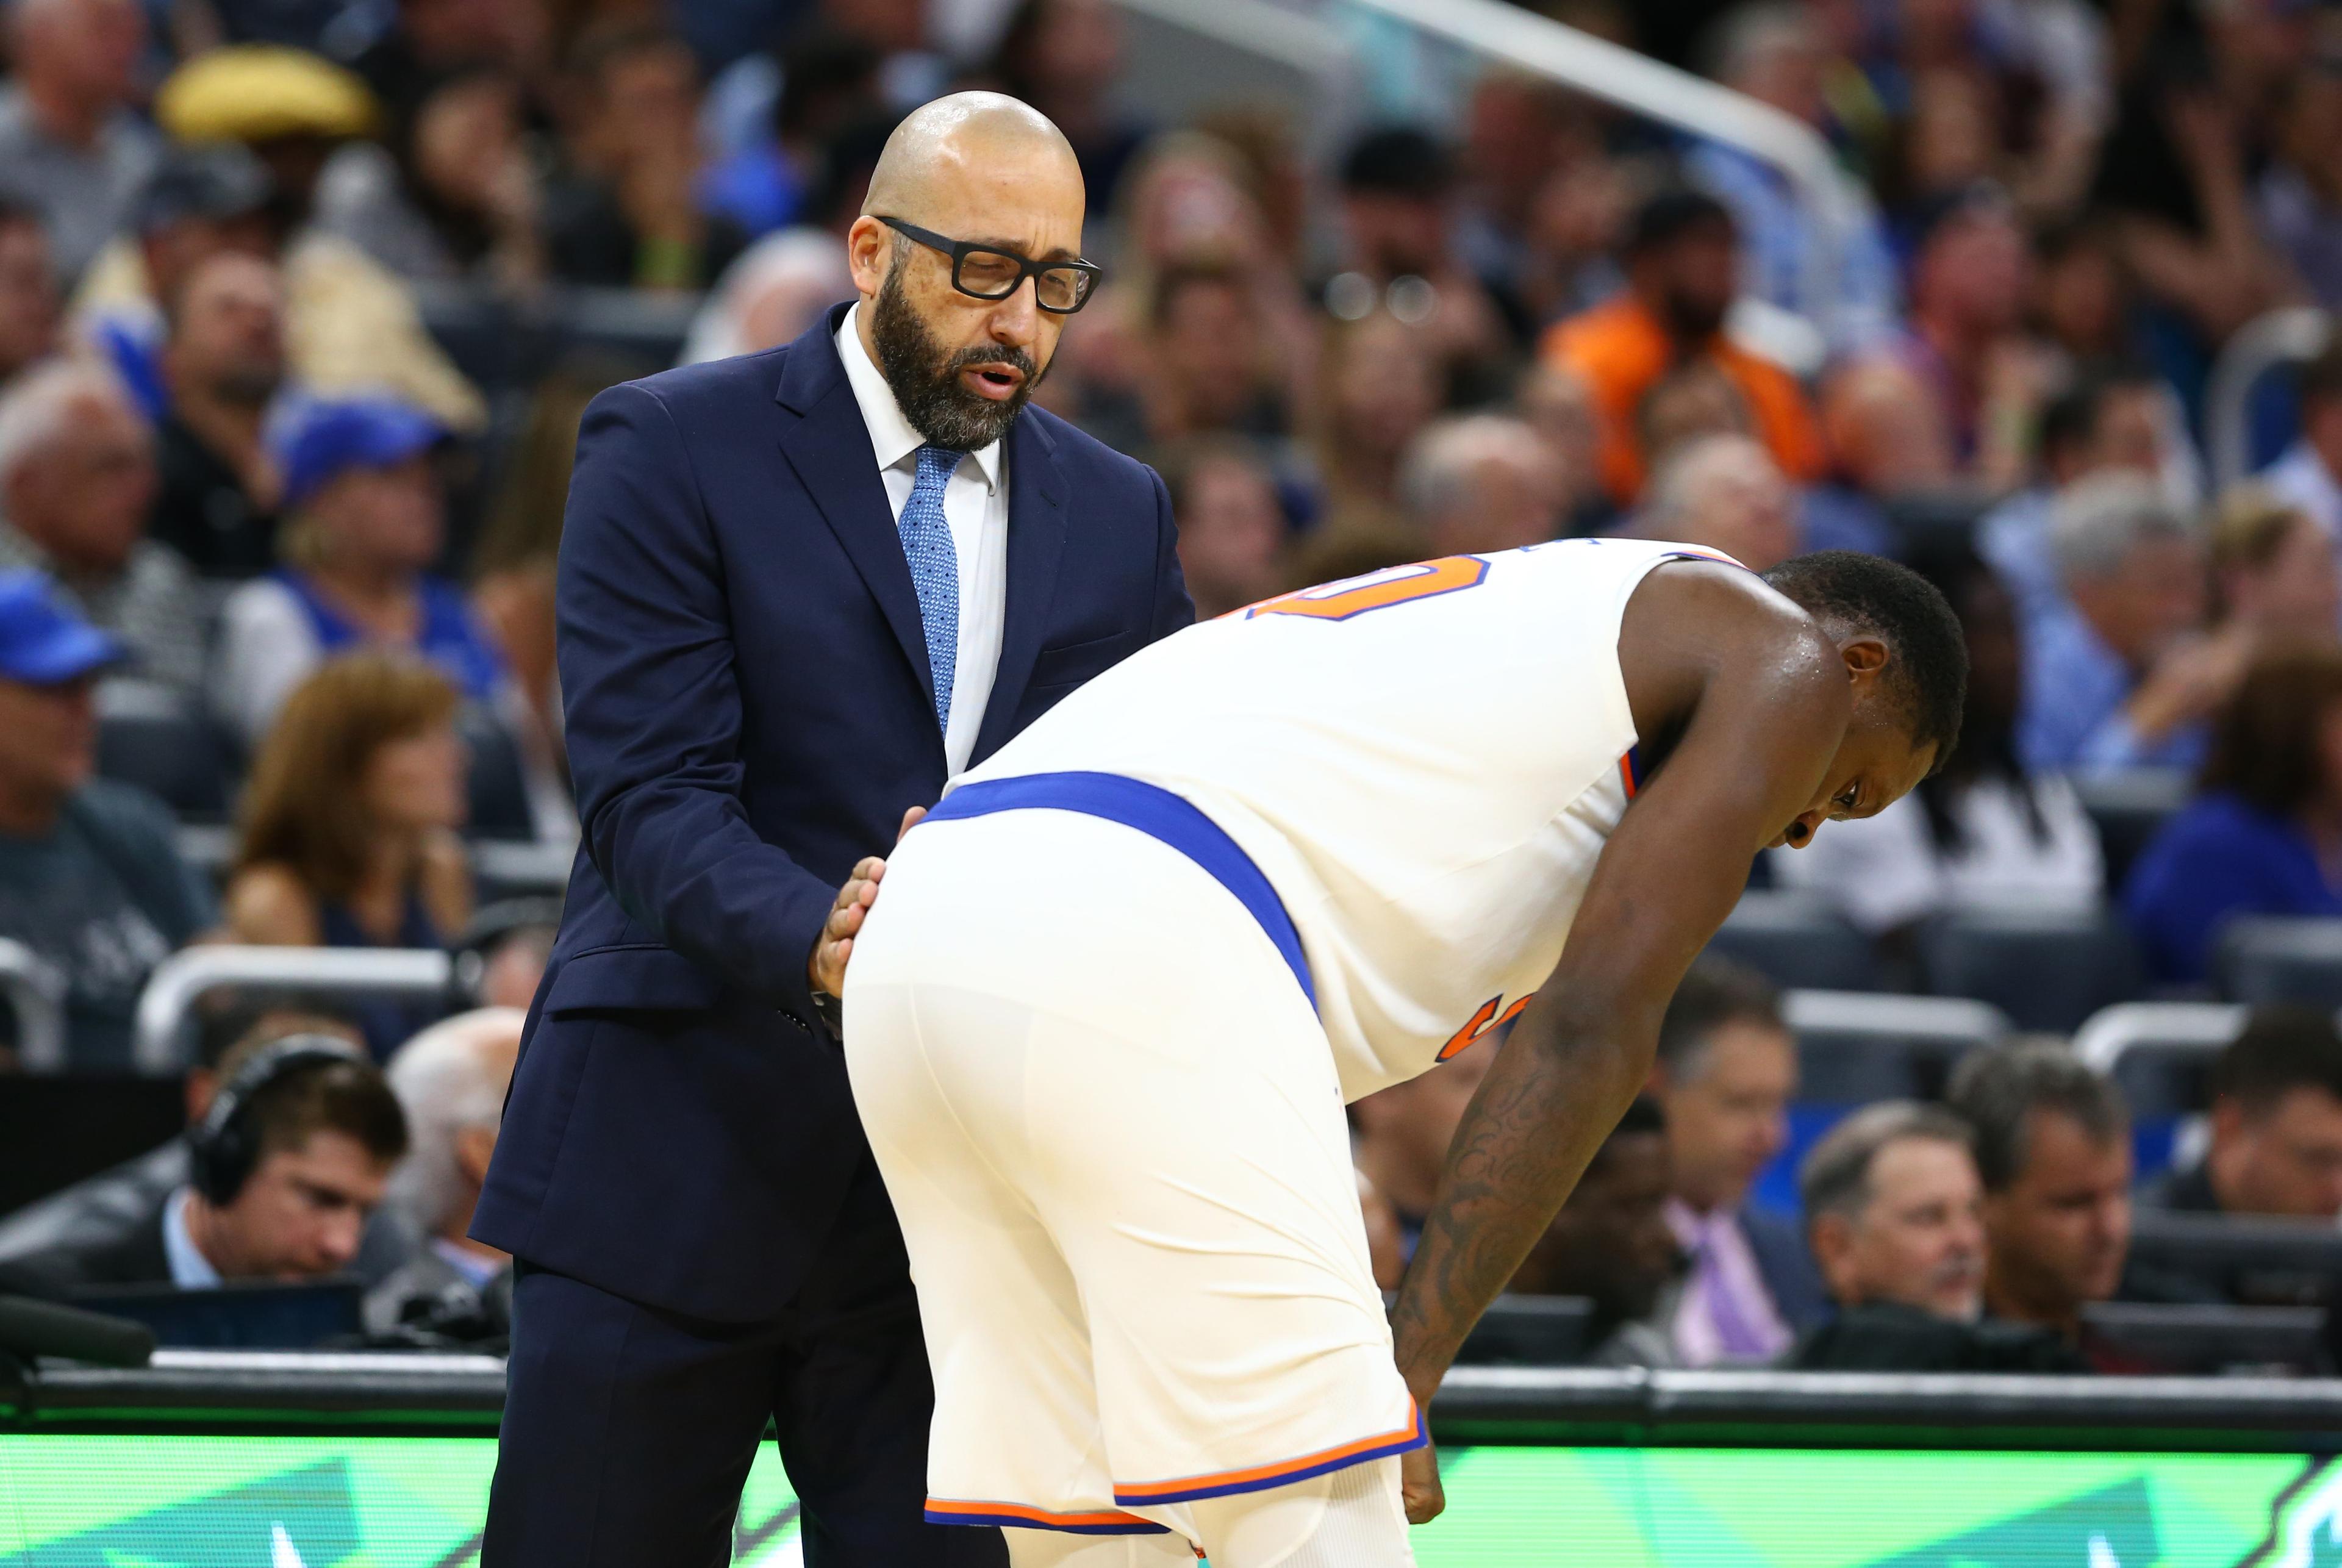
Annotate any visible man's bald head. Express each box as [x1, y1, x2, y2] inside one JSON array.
[[845, 91, 1092, 453], [864, 92, 1083, 224]]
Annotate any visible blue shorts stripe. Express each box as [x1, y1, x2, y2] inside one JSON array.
[[926, 770, 1315, 1009]]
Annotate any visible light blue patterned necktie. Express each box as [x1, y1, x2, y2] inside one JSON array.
[[900, 445, 963, 733]]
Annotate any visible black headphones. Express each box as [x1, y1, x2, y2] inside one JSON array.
[[188, 1034, 372, 1206]]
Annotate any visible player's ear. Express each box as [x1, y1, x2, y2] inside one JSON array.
[[1841, 635, 1891, 693]]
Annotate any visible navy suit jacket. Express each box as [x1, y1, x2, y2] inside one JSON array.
[[1740, 1206, 1832, 1334], [473, 306, 1191, 1321]]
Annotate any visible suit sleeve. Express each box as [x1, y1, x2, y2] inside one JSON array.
[[1144, 462, 1195, 641], [556, 381, 836, 1018]]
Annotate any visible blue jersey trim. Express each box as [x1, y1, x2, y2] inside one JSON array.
[[927, 771, 1316, 1010]]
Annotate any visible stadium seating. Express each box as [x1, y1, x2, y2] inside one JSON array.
[[1917, 905, 2144, 1033], [1782, 988, 2010, 1102], [2071, 1001, 2244, 1122], [95, 680, 234, 824], [1706, 891, 1880, 993], [2216, 918, 2342, 1006], [2070, 770, 2190, 893]]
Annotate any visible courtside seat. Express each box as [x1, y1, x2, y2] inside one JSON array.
[[95, 679, 234, 823], [1918, 904, 2143, 1032], [2071, 769, 2190, 892], [1783, 989, 2011, 1103], [2216, 918, 2342, 1006], [1706, 890, 1879, 993]]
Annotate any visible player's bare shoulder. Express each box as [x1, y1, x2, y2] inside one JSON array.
[[1616, 554, 1847, 747]]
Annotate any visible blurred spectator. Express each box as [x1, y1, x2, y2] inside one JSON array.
[[0, 575, 215, 1070], [1398, 413, 1569, 556], [1979, 362, 2191, 629], [0, 199, 59, 387], [2125, 643, 2342, 984], [1453, 71, 1589, 343], [1775, 542, 2104, 941], [2260, 338, 2342, 542], [1308, 310, 1442, 533], [987, 0, 1150, 218], [77, 144, 275, 426], [224, 655, 471, 1058], [1350, 1040, 1497, 1262], [2030, 218, 2150, 370], [2019, 473, 2232, 773], [1515, 361, 1611, 535], [1801, 1100, 1986, 1322], [0, 0, 160, 284], [542, 24, 747, 291], [76, 45, 488, 434], [1161, 437, 1285, 620], [678, 229, 855, 365], [2142, 1005, 2342, 1221], [1324, 125, 1509, 398], [366, 1006, 522, 1336], [146, 251, 288, 578], [2208, 485, 2342, 642], [2259, 65, 2342, 308], [1542, 187, 1825, 505], [212, 398, 507, 744], [1788, 1103, 2090, 1371], [348, 0, 550, 136], [1807, 357, 1957, 555], [1633, 359, 1755, 472], [1647, 959, 1830, 1366], [1888, 189, 2054, 491], [1508, 1098, 1684, 1367], [1139, 259, 1291, 449], [701, 27, 883, 243], [1687, 2, 1900, 349], [315, 67, 545, 292], [0, 999, 380, 1275], [470, 909, 556, 1009], [1630, 434, 1799, 570], [0, 1033, 406, 1293], [1948, 1041, 2133, 1345], [0, 362, 207, 691]]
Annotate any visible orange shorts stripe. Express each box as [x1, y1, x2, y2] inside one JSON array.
[[1111, 1399, 1428, 1505]]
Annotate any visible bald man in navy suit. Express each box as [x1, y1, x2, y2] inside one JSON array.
[[476, 95, 1191, 1567]]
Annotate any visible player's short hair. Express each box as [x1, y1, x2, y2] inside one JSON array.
[[1946, 1040, 2127, 1193], [1760, 550, 1968, 771], [2213, 1005, 2342, 1117], [1655, 956, 1783, 1081], [1799, 1100, 1972, 1224]]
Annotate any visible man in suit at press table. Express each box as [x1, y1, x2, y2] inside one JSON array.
[[473, 93, 1191, 1567]]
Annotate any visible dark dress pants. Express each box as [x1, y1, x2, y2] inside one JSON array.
[[482, 1158, 1008, 1568]]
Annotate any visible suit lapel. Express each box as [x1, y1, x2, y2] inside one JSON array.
[[774, 307, 934, 712], [973, 414, 1067, 763]]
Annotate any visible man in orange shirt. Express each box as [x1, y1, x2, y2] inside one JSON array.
[[1541, 188, 1825, 505]]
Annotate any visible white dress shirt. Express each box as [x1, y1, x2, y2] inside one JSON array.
[[161, 1185, 223, 1289], [837, 304, 1010, 777]]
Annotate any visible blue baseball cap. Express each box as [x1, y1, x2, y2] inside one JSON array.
[[0, 573, 125, 685], [273, 397, 443, 512]]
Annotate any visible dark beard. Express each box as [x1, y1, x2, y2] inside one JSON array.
[[870, 266, 1040, 452]]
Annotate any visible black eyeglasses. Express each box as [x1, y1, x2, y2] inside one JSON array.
[[879, 217, 1103, 314]]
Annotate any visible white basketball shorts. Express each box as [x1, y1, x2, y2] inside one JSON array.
[[842, 771, 1424, 1544]]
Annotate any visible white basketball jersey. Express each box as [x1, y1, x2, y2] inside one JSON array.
[[953, 537, 1738, 1101]]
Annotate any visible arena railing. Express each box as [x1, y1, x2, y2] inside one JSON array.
[[131, 946, 454, 1075], [13, 1350, 2342, 1447], [2206, 304, 2330, 492], [1102, 0, 1855, 351], [0, 937, 70, 1075]]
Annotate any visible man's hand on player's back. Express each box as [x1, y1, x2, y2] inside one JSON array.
[[809, 806, 928, 998]]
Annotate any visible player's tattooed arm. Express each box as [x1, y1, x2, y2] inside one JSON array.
[[1389, 565, 1850, 1522]]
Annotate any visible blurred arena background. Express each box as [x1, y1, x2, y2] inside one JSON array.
[[9, 0, 2342, 1559]]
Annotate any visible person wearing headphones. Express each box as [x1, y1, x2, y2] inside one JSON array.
[[0, 1033, 407, 1293]]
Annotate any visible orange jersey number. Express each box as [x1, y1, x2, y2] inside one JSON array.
[[1237, 556, 1491, 623], [1438, 993, 1533, 1061]]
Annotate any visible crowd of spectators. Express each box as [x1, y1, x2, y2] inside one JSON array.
[[4, 0, 2342, 1372]]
